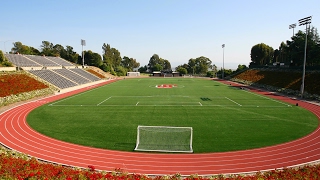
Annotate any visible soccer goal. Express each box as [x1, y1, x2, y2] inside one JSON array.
[[134, 125, 193, 153]]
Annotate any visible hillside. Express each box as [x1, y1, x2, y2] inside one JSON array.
[[231, 69, 320, 100]]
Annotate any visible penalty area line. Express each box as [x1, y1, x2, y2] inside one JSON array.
[[97, 96, 112, 106], [225, 97, 242, 106]]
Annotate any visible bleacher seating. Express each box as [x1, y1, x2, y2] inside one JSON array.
[[70, 68, 100, 81], [52, 69, 91, 85], [28, 70, 78, 89], [5, 54, 41, 67], [24, 55, 60, 67], [6, 54, 103, 89], [45, 56, 75, 67]]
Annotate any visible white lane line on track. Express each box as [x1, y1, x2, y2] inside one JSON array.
[[7, 103, 320, 165], [2, 79, 320, 175]]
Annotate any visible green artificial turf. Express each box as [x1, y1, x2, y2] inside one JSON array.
[[27, 78, 319, 153]]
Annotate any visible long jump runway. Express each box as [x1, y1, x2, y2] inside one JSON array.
[[0, 79, 320, 176]]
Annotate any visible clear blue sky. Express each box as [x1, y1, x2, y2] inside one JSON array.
[[1, 0, 319, 69]]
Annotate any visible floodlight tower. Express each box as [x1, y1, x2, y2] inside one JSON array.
[[222, 44, 225, 79], [289, 23, 296, 37], [298, 16, 312, 98], [81, 39, 86, 67]]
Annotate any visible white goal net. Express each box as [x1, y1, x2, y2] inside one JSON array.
[[134, 125, 193, 153]]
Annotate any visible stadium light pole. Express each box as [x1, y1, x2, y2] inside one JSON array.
[[0, 40, 13, 53], [222, 44, 225, 79], [298, 16, 312, 98], [289, 23, 296, 37], [81, 39, 86, 67]]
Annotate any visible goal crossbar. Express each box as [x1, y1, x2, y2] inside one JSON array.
[[134, 125, 193, 153]]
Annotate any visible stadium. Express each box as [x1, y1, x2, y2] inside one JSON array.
[[0, 54, 320, 179]]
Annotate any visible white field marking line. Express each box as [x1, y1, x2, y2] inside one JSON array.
[[5, 82, 318, 165], [49, 81, 115, 106], [4, 81, 318, 163], [97, 104, 228, 107], [13, 103, 320, 160], [241, 105, 294, 108], [97, 96, 112, 106], [214, 80, 291, 107], [111, 95, 190, 98], [16, 102, 320, 157], [199, 102, 203, 106], [3, 125, 320, 176], [50, 105, 91, 107], [5, 106, 176, 164], [136, 102, 139, 106], [6, 102, 320, 165], [221, 104, 315, 127], [112, 96, 153, 97], [49, 104, 240, 107], [225, 97, 242, 106], [242, 89, 291, 106]]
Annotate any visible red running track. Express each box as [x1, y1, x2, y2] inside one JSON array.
[[0, 79, 320, 176]]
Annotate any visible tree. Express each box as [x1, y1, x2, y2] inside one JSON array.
[[111, 48, 122, 67], [0, 50, 5, 63], [176, 63, 189, 73], [250, 43, 274, 65], [196, 56, 212, 74], [40, 41, 54, 56], [102, 43, 112, 65], [84, 50, 102, 67], [65, 46, 79, 63], [274, 26, 320, 67], [52, 44, 66, 57], [148, 54, 161, 72], [236, 64, 247, 71], [121, 56, 140, 71], [187, 58, 196, 74], [277, 42, 289, 64], [102, 43, 122, 69], [187, 56, 212, 74], [138, 65, 148, 73], [0, 50, 12, 67], [163, 59, 171, 72], [115, 66, 127, 76], [147, 54, 171, 72], [11, 42, 32, 54], [176, 66, 187, 75], [30, 47, 41, 55]]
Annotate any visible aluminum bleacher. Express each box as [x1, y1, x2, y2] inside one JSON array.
[[28, 70, 78, 89], [24, 55, 60, 67], [6, 54, 103, 89], [70, 68, 100, 81], [5, 54, 41, 67], [45, 56, 75, 67], [53, 69, 91, 85]]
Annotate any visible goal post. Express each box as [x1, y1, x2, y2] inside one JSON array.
[[134, 125, 193, 153]]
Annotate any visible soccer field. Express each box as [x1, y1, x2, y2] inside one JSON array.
[[27, 78, 319, 153]]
